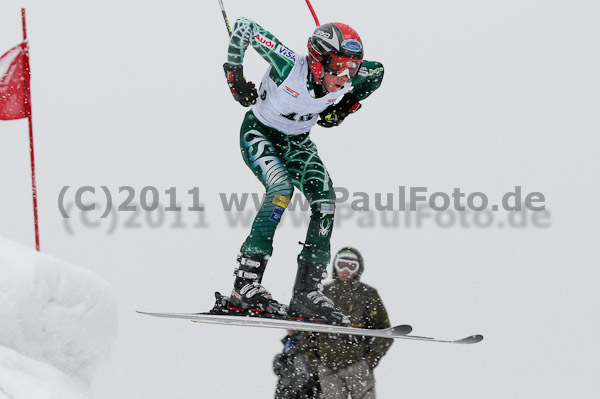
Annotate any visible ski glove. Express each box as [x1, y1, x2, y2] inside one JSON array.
[[272, 353, 290, 377], [317, 93, 362, 128], [223, 63, 258, 107]]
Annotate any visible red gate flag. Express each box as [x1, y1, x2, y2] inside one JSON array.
[[0, 41, 31, 120]]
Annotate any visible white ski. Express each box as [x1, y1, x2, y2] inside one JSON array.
[[137, 311, 483, 344]]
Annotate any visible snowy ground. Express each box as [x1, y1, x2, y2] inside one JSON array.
[[1, 0, 599, 398], [0, 237, 117, 398], [0, 346, 89, 399]]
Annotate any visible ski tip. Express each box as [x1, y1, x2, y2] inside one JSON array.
[[455, 334, 484, 344], [136, 310, 183, 317], [137, 310, 160, 317], [391, 324, 412, 335]]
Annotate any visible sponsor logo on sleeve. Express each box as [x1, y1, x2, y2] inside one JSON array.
[[358, 66, 369, 77], [368, 66, 384, 77], [254, 32, 276, 49], [283, 85, 300, 98], [275, 44, 295, 61]]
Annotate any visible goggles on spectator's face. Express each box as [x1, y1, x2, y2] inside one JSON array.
[[334, 258, 360, 273], [325, 55, 362, 78]]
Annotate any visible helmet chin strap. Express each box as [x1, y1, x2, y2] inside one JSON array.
[[320, 58, 329, 90], [320, 68, 327, 91], [310, 67, 328, 94]]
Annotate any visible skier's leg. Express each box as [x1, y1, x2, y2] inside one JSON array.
[[279, 133, 336, 265], [228, 111, 294, 314], [239, 112, 295, 258], [284, 135, 348, 325]]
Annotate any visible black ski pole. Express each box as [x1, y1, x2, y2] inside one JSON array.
[[217, 0, 232, 37]]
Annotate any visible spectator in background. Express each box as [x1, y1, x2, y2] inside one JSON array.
[[303, 247, 393, 399], [273, 330, 322, 398]]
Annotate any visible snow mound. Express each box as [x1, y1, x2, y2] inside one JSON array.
[[0, 236, 118, 383], [0, 345, 89, 399]]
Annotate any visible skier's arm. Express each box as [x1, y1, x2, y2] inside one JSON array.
[[227, 17, 296, 82], [317, 60, 384, 127], [350, 60, 385, 101], [363, 291, 393, 369]]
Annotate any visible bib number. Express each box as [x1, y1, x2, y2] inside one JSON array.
[[280, 112, 314, 122]]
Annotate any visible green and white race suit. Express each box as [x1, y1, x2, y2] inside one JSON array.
[[253, 54, 353, 135], [226, 17, 384, 266]]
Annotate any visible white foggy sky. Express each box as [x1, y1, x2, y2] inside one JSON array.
[[1, 0, 599, 398]]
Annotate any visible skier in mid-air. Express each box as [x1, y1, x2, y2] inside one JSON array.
[[222, 17, 384, 325]]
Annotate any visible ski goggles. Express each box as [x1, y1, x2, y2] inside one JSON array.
[[334, 258, 360, 273], [325, 55, 362, 79]]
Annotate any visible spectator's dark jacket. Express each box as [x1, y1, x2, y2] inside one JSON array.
[[303, 247, 393, 371], [273, 332, 322, 398]]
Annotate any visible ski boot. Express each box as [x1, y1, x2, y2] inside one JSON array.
[[287, 261, 350, 326], [227, 254, 287, 317]]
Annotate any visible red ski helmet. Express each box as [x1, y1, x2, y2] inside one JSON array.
[[307, 22, 363, 79]]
